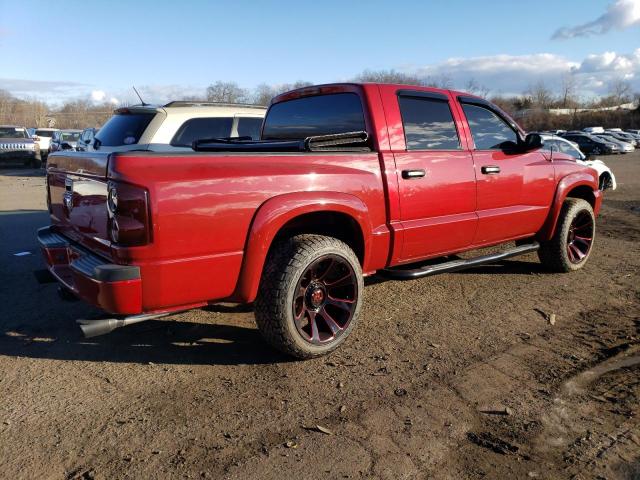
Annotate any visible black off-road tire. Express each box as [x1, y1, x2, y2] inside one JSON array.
[[538, 198, 595, 272], [255, 234, 364, 359]]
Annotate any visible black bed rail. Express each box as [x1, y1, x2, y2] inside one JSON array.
[[193, 131, 370, 153]]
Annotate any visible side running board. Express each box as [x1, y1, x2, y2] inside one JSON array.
[[380, 242, 540, 280]]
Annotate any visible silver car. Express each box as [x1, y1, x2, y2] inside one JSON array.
[[595, 134, 635, 153]]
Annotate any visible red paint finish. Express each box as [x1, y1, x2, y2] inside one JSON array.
[[39, 243, 142, 314], [471, 149, 556, 244], [41, 83, 601, 316]]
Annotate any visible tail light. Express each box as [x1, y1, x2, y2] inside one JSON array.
[[107, 180, 151, 246]]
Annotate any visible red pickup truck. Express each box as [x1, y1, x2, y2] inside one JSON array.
[[39, 83, 601, 358]]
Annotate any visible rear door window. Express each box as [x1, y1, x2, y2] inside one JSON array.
[[96, 112, 156, 146], [262, 93, 366, 140], [171, 117, 233, 147], [461, 104, 518, 150], [398, 95, 460, 150], [236, 117, 263, 140]]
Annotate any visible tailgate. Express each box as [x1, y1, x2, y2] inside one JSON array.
[[46, 151, 112, 258]]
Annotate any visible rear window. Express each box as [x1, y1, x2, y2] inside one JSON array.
[[262, 93, 366, 140], [95, 112, 156, 146], [61, 132, 81, 141], [236, 117, 263, 140], [170, 117, 233, 147], [35, 129, 55, 137]]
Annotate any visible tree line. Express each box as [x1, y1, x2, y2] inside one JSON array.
[[1, 70, 638, 130]]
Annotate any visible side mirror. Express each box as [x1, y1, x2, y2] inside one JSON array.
[[522, 133, 543, 151]]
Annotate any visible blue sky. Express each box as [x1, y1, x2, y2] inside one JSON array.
[[1, 0, 639, 104]]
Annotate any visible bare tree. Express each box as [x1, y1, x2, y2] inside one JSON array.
[[205, 81, 249, 103], [252, 81, 313, 106], [354, 69, 425, 86], [424, 73, 454, 89], [609, 79, 632, 105], [560, 74, 577, 108], [464, 78, 490, 98], [526, 80, 555, 109]]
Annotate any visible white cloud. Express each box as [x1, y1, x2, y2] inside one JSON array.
[[552, 0, 640, 39], [407, 53, 577, 96], [90, 90, 106, 102], [0, 80, 208, 106], [400, 49, 640, 98], [0, 78, 87, 102]]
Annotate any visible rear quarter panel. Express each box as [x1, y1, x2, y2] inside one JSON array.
[[108, 152, 388, 310]]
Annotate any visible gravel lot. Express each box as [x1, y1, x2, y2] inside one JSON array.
[[1, 154, 638, 479]]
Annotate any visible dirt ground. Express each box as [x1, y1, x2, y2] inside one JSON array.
[[0, 153, 638, 480]]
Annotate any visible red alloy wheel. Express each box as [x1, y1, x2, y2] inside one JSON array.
[[292, 254, 358, 345], [566, 210, 594, 264]]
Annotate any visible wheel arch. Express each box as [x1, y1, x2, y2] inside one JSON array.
[[537, 172, 602, 242], [232, 192, 373, 303], [599, 171, 613, 190]]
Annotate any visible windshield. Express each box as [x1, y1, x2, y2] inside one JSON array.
[[0, 127, 29, 139], [95, 112, 156, 146], [61, 132, 81, 141]]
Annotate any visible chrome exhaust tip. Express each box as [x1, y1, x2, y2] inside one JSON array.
[[77, 318, 123, 338], [77, 313, 170, 338]]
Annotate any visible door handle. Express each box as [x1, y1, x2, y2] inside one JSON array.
[[481, 165, 500, 174], [402, 169, 426, 179]]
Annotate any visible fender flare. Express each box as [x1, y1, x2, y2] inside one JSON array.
[[537, 171, 601, 241], [233, 191, 373, 303]]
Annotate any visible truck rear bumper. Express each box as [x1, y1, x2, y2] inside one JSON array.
[[37, 226, 143, 314]]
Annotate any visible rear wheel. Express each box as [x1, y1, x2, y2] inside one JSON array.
[[255, 234, 363, 359], [538, 198, 595, 272], [592, 147, 601, 155]]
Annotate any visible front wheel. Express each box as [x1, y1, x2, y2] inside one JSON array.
[[255, 234, 363, 359], [592, 147, 601, 155], [538, 198, 595, 272]]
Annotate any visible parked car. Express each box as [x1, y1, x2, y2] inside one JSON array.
[[49, 130, 82, 153], [561, 132, 617, 155], [92, 102, 266, 152], [76, 128, 98, 152], [583, 126, 605, 134], [592, 134, 634, 153], [39, 83, 602, 358], [34, 128, 59, 157], [625, 129, 640, 135], [541, 134, 616, 190], [619, 130, 640, 144], [0, 125, 41, 167], [603, 130, 639, 147]]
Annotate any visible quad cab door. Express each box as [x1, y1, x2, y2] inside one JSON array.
[[455, 98, 556, 245], [379, 87, 477, 263]]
